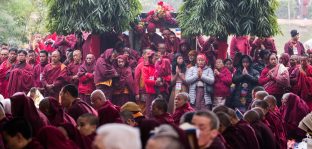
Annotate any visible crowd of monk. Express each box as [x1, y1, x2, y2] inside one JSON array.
[[0, 25, 312, 149]]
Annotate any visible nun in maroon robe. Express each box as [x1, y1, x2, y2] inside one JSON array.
[[280, 93, 310, 140], [37, 126, 79, 149], [58, 123, 91, 149], [112, 55, 135, 106], [78, 55, 96, 105], [41, 60, 68, 99], [94, 48, 119, 100], [10, 92, 49, 135], [6, 57, 34, 97], [0, 59, 16, 98], [39, 97, 76, 126]]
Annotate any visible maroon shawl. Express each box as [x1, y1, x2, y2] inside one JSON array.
[[250, 121, 276, 149], [265, 111, 287, 149], [58, 123, 90, 149], [33, 61, 48, 88], [78, 60, 96, 94], [166, 37, 180, 53], [7, 62, 34, 97], [67, 62, 82, 84], [97, 100, 122, 125], [47, 97, 76, 126], [67, 99, 98, 121], [10, 93, 49, 135], [94, 48, 118, 84], [295, 65, 312, 107], [0, 60, 14, 98], [153, 112, 175, 126], [37, 126, 79, 149], [280, 93, 310, 139], [172, 103, 194, 125], [114, 55, 135, 94], [280, 53, 290, 67]]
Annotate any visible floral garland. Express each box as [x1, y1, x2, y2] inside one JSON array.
[[134, 1, 177, 33]]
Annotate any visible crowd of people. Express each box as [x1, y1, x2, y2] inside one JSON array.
[[0, 25, 312, 149]]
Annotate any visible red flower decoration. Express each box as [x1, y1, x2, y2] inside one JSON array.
[[158, 1, 164, 6]]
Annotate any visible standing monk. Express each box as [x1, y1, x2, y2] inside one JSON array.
[[41, 50, 68, 99], [27, 50, 38, 68], [7, 50, 34, 97], [0, 48, 17, 98], [230, 36, 251, 60], [94, 48, 118, 100], [78, 54, 96, 105], [140, 23, 164, 52], [33, 50, 49, 89], [0, 48, 9, 65], [284, 30, 305, 56], [67, 50, 82, 86]]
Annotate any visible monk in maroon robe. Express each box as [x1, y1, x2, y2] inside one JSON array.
[[41, 50, 68, 99], [27, 49, 39, 68], [58, 123, 90, 149], [230, 36, 250, 59], [280, 93, 310, 140], [78, 54, 96, 105], [244, 110, 277, 149], [172, 92, 195, 125], [94, 48, 119, 100], [33, 50, 49, 88], [67, 50, 82, 85], [294, 56, 312, 108], [0, 48, 17, 98], [165, 32, 180, 53], [140, 23, 164, 51], [39, 97, 76, 126], [288, 55, 300, 93], [284, 29, 305, 56], [10, 92, 49, 135], [0, 48, 9, 65], [251, 37, 277, 59], [60, 85, 98, 121], [151, 98, 175, 126], [7, 50, 34, 97], [90, 90, 122, 125], [112, 54, 135, 106]]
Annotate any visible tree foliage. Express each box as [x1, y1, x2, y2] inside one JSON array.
[[46, 0, 142, 34], [177, 0, 281, 37]]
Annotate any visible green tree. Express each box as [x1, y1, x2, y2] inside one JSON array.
[[177, 0, 281, 37], [45, 0, 142, 34]]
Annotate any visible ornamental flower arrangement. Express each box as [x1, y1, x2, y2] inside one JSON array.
[[144, 1, 176, 27]]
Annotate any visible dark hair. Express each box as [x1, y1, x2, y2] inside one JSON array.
[[223, 58, 233, 64], [79, 113, 99, 126], [153, 97, 168, 113], [180, 112, 195, 124], [28, 49, 35, 54], [172, 53, 186, 75], [215, 112, 231, 128], [194, 111, 220, 130], [17, 49, 28, 56], [239, 55, 252, 68], [62, 84, 79, 98], [9, 47, 18, 53], [40, 50, 49, 57], [3, 118, 32, 139], [252, 86, 265, 93], [1, 43, 8, 46], [259, 49, 271, 60]]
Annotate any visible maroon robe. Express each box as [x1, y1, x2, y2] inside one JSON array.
[[251, 38, 277, 58], [37, 126, 79, 149], [153, 112, 175, 126], [166, 37, 180, 53], [41, 62, 68, 98], [265, 111, 287, 149], [235, 120, 260, 149], [288, 65, 300, 93], [67, 62, 82, 85], [284, 40, 305, 56], [24, 139, 44, 149], [67, 99, 98, 121], [46, 97, 76, 126], [33, 61, 48, 88], [7, 61, 34, 97], [250, 120, 276, 149], [0, 60, 15, 98], [97, 100, 122, 125], [59, 123, 91, 149], [140, 33, 164, 51], [172, 103, 194, 125], [94, 48, 118, 100], [78, 61, 95, 104], [207, 135, 228, 149], [294, 65, 312, 108], [230, 36, 250, 59], [10, 93, 49, 135], [280, 93, 310, 140]]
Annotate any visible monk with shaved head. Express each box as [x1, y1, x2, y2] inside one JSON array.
[[90, 90, 121, 125], [67, 50, 82, 85]]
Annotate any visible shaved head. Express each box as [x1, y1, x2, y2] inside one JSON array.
[[252, 107, 265, 119], [264, 95, 277, 111], [90, 90, 107, 110], [243, 110, 260, 124], [255, 91, 269, 100], [90, 90, 106, 101]]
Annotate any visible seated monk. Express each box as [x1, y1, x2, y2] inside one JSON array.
[[151, 97, 175, 126], [39, 97, 76, 126], [41, 50, 68, 99], [90, 90, 122, 125], [3, 118, 44, 149], [288, 55, 300, 93], [172, 92, 194, 125], [58, 123, 90, 149], [7, 50, 34, 97], [244, 110, 276, 149], [59, 84, 98, 121], [77, 113, 98, 143]]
